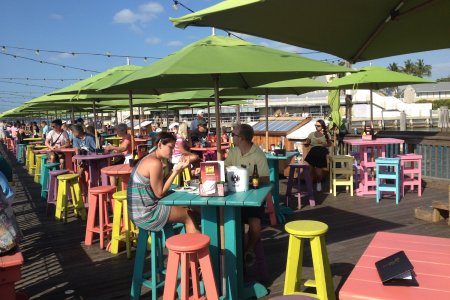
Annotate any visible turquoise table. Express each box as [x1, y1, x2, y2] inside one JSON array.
[[266, 152, 296, 223], [159, 185, 272, 300]]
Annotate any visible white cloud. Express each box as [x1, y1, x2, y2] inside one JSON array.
[[167, 40, 184, 47], [50, 13, 63, 20], [145, 37, 161, 45], [49, 52, 75, 62], [113, 2, 164, 32]]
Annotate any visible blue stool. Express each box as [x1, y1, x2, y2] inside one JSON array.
[[375, 157, 401, 204], [16, 144, 26, 163], [40, 162, 60, 200], [131, 224, 184, 300], [39, 155, 48, 182]]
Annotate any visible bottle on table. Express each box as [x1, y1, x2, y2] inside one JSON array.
[[251, 164, 259, 189]]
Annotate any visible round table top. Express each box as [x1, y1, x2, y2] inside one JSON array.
[[190, 145, 230, 152], [105, 136, 122, 140], [134, 138, 149, 142], [23, 137, 43, 141], [35, 147, 77, 154], [73, 153, 122, 161], [101, 164, 133, 175]]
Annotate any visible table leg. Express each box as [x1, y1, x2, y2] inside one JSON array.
[[64, 152, 73, 171], [224, 207, 268, 300], [201, 206, 221, 295], [303, 165, 315, 207], [269, 160, 292, 224]]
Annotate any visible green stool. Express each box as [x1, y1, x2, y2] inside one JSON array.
[[40, 162, 60, 200], [34, 154, 46, 184], [17, 144, 26, 163]]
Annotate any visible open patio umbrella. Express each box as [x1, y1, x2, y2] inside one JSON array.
[[171, 0, 450, 62], [330, 66, 434, 125], [99, 35, 350, 159]]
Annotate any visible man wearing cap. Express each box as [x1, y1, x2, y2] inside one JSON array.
[[190, 120, 208, 147], [190, 110, 205, 132]]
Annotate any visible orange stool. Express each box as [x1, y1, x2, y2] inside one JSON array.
[[163, 233, 219, 300], [5, 137, 15, 152], [84, 185, 115, 249], [0, 251, 24, 300]]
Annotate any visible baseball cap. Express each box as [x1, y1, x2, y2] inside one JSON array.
[[197, 110, 204, 116], [168, 122, 179, 130], [76, 117, 84, 123]]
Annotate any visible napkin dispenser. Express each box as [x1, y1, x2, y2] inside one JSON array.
[[226, 166, 249, 192]]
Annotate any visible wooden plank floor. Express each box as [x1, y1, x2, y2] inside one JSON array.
[[3, 146, 449, 300]]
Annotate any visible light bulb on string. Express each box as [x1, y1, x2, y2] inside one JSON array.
[[35, 49, 40, 55], [144, 57, 148, 63], [2, 46, 6, 52], [172, 1, 179, 10]]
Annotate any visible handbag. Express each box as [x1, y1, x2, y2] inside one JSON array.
[[0, 192, 23, 254]]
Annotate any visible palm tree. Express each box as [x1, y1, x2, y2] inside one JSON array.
[[387, 62, 400, 72], [414, 59, 432, 78], [402, 59, 415, 75]]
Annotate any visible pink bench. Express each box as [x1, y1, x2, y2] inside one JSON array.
[[340, 232, 450, 299]]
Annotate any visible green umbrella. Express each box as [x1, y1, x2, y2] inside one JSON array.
[[100, 35, 350, 159], [171, 0, 450, 62], [330, 66, 434, 125]]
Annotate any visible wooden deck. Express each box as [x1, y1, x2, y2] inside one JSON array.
[[4, 146, 449, 300]]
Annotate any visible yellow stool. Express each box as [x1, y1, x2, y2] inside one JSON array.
[[110, 190, 137, 258], [329, 155, 354, 197], [284, 220, 335, 300], [34, 154, 46, 184], [26, 145, 35, 175], [172, 167, 191, 186], [55, 173, 86, 223]]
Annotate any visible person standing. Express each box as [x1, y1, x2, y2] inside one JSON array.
[[304, 119, 332, 192], [190, 110, 205, 132], [225, 124, 269, 266], [40, 121, 49, 139]]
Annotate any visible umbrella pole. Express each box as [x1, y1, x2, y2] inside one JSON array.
[[115, 109, 118, 126], [207, 101, 211, 130], [92, 100, 99, 149], [128, 90, 135, 153], [235, 104, 240, 124], [265, 90, 269, 151], [71, 105, 75, 123], [213, 75, 222, 160], [166, 103, 169, 128], [138, 107, 142, 137], [370, 89, 374, 127]]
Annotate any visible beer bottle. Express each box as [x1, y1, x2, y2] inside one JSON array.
[[251, 164, 259, 189]]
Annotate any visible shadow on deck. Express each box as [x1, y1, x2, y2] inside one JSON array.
[[3, 146, 449, 299]]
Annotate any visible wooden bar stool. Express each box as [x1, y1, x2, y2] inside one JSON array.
[[5, 137, 15, 152], [40, 162, 60, 201], [109, 190, 137, 258], [55, 173, 86, 223], [16, 144, 25, 163], [285, 163, 315, 209], [25, 145, 35, 175], [284, 220, 335, 300], [163, 233, 219, 300], [46, 169, 69, 215], [375, 157, 401, 204], [396, 153, 422, 197], [33, 154, 46, 184], [85, 185, 115, 249], [329, 155, 354, 196]]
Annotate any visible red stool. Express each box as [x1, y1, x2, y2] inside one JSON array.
[[0, 251, 25, 300], [285, 163, 315, 209], [84, 185, 115, 249], [163, 233, 219, 300], [5, 137, 15, 153]]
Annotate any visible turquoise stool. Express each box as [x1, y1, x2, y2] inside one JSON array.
[[40, 162, 60, 201], [131, 224, 184, 300], [16, 144, 26, 163], [39, 155, 48, 184], [375, 157, 401, 204]]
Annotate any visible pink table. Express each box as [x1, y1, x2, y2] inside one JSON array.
[[100, 164, 132, 190], [36, 148, 77, 171], [340, 232, 450, 300], [343, 138, 404, 196], [190, 145, 230, 161]]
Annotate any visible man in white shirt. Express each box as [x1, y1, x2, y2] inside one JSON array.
[[45, 119, 70, 169]]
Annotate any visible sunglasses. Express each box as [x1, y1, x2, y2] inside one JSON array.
[[315, 125, 322, 128]]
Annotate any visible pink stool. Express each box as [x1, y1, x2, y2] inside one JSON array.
[[84, 185, 115, 249], [46, 169, 69, 215], [5, 137, 15, 153], [163, 233, 219, 300], [396, 153, 422, 196]]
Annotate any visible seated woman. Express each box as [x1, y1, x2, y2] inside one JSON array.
[[304, 119, 332, 192], [104, 123, 132, 164], [127, 132, 199, 233]]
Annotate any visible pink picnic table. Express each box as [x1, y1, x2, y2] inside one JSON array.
[[343, 138, 404, 196], [100, 163, 133, 190], [35, 147, 77, 171], [340, 231, 450, 300]]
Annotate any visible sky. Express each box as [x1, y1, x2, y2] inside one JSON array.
[[1, 0, 449, 112]]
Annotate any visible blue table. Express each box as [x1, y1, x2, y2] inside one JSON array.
[[159, 185, 272, 300], [266, 152, 296, 223]]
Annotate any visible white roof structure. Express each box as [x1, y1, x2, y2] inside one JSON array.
[[133, 120, 152, 130]]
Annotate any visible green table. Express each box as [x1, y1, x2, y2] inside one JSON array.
[[159, 185, 272, 300], [266, 152, 296, 224], [104, 136, 122, 146]]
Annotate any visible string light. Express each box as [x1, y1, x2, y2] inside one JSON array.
[[0, 77, 81, 81], [0, 52, 99, 73], [0, 45, 161, 62], [0, 80, 60, 89]]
